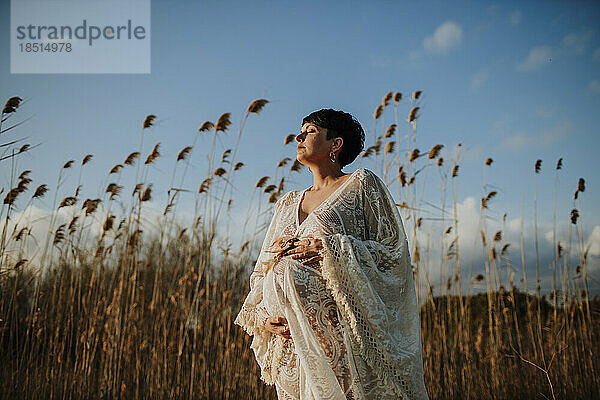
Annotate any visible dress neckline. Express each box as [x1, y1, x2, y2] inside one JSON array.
[[296, 168, 360, 229]]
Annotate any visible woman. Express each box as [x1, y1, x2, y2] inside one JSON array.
[[234, 109, 429, 400]]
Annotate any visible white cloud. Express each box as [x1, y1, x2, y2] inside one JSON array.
[[589, 80, 600, 95], [516, 27, 595, 72], [534, 104, 558, 118], [501, 120, 572, 152], [412, 196, 483, 284], [1, 204, 83, 268], [517, 45, 552, 71], [587, 225, 600, 257], [407, 193, 596, 295], [594, 47, 600, 63], [508, 217, 522, 233], [470, 70, 489, 90], [560, 28, 594, 55], [508, 10, 522, 25], [423, 21, 463, 55], [371, 53, 393, 69], [461, 144, 484, 163], [538, 120, 573, 145], [486, 4, 499, 16], [491, 113, 516, 132], [0, 200, 200, 269], [501, 132, 533, 152], [408, 49, 422, 65], [436, 142, 481, 165]]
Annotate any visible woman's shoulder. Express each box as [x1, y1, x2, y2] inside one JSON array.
[[352, 167, 375, 177], [354, 167, 380, 187], [276, 190, 299, 208]]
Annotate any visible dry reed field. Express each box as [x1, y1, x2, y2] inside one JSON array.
[[0, 94, 598, 399]]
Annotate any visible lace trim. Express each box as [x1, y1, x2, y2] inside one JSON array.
[[234, 306, 288, 386], [233, 305, 267, 336], [319, 234, 423, 400], [260, 336, 286, 385], [339, 309, 368, 400]]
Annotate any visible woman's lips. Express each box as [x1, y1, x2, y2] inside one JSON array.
[[297, 146, 305, 151]]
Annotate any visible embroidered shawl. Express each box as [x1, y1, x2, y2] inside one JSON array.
[[234, 168, 429, 400]]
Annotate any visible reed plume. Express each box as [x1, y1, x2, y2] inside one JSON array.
[[216, 112, 232, 132], [32, 184, 48, 199], [255, 176, 269, 188], [408, 107, 420, 123], [143, 115, 156, 128], [570, 209, 579, 224], [82, 154, 93, 165], [284, 134, 296, 145], [452, 165, 459, 177], [2, 96, 22, 113], [178, 146, 193, 162], [385, 142, 395, 155], [277, 157, 291, 167], [199, 121, 214, 132], [53, 224, 66, 245], [109, 164, 124, 174], [124, 152, 140, 165], [145, 143, 161, 164], [213, 168, 227, 177], [428, 145, 443, 159], [221, 149, 231, 163], [58, 196, 77, 208], [290, 160, 303, 172], [247, 99, 269, 114], [374, 105, 384, 120], [385, 124, 397, 138], [198, 178, 212, 194], [383, 92, 393, 107], [141, 184, 152, 202], [394, 92, 402, 104], [263, 184, 276, 193], [410, 149, 420, 162], [103, 215, 115, 232]]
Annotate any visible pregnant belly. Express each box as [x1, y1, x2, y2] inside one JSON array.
[[258, 256, 294, 319], [258, 255, 325, 319], [262, 253, 352, 393]]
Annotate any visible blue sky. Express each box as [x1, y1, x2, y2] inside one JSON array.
[[1, 0, 599, 294]]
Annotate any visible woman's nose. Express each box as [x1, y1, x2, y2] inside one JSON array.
[[295, 133, 304, 143]]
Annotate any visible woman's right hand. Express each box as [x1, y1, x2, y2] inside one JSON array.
[[264, 316, 292, 340]]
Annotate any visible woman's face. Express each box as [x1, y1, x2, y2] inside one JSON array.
[[295, 122, 341, 166]]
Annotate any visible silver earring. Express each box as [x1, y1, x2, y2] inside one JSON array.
[[329, 151, 336, 163]]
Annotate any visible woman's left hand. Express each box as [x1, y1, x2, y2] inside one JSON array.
[[280, 236, 324, 266]]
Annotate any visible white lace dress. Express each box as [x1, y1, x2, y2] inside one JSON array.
[[234, 168, 429, 400]]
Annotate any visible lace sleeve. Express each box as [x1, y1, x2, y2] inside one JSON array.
[[234, 193, 287, 336], [316, 169, 429, 400]]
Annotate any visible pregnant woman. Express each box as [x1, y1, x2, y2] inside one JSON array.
[[234, 109, 429, 400]]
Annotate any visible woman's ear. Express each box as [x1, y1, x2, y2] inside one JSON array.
[[333, 137, 343, 152]]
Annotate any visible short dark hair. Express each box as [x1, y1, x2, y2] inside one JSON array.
[[301, 109, 365, 168]]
